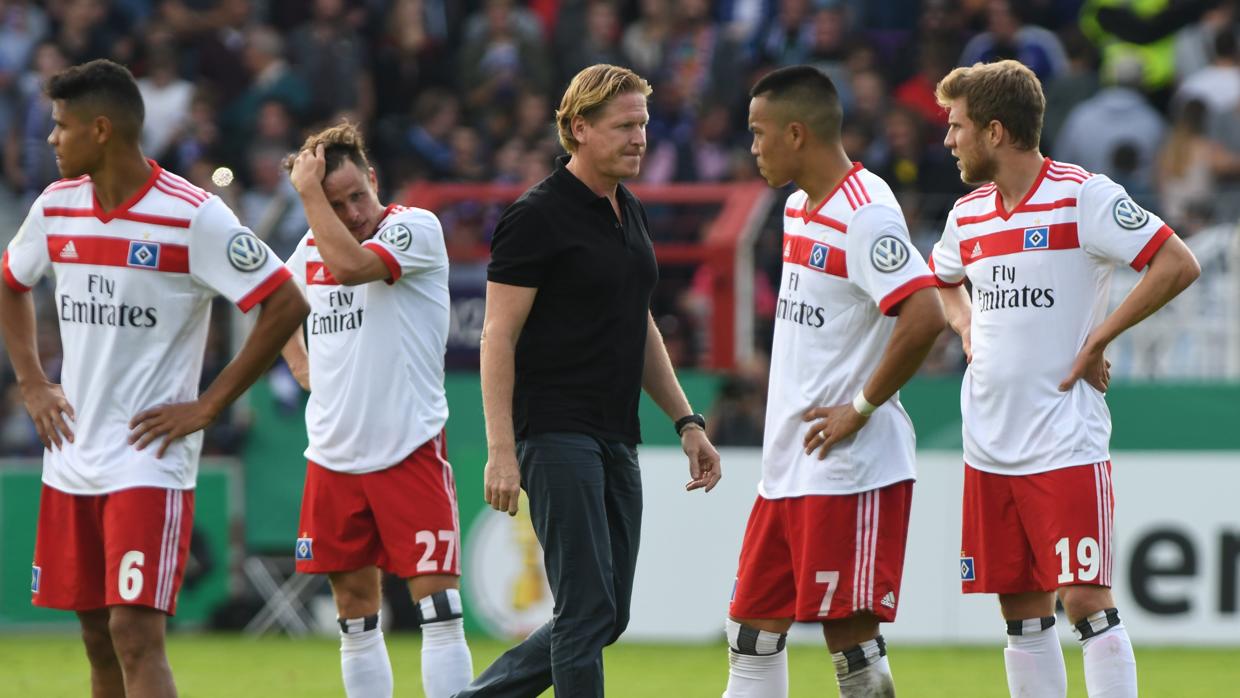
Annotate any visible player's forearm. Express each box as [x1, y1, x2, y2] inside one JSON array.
[[641, 313, 693, 420], [938, 285, 972, 336], [480, 328, 519, 454], [280, 328, 309, 377], [862, 289, 946, 405], [298, 189, 375, 282], [0, 286, 49, 385], [1089, 237, 1200, 349], [199, 280, 309, 416]]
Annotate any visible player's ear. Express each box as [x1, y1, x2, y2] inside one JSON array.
[[571, 114, 590, 148], [93, 114, 111, 145], [368, 167, 378, 192]]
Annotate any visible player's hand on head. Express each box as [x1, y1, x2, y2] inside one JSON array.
[[128, 400, 217, 458], [802, 403, 868, 460], [681, 427, 721, 493], [19, 379, 75, 449], [484, 449, 522, 516], [288, 143, 327, 196]]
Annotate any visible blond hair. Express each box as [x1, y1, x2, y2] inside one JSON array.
[[555, 64, 652, 153], [284, 121, 371, 176], [936, 60, 1045, 151]]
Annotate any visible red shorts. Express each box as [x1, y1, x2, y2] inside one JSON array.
[[729, 480, 913, 622], [296, 432, 461, 578], [33, 485, 194, 614], [961, 461, 1115, 594]]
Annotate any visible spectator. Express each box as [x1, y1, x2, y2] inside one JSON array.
[[621, 0, 673, 78], [286, 0, 374, 125], [456, 0, 551, 112], [1174, 28, 1240, 119], [136, 44, 194, 161], [220, 25, 309, 158], [959, 0, 1068, 82], [370, 0, 453, 122]]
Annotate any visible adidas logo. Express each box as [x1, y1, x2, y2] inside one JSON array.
[[60, 241, 78, 260], [880, 591, 896, 609], [971, 241, 982, 258], [313, 267, 326, 282]]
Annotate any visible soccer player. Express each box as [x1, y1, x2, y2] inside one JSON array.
[[0, 60, 307, 697], [281, 123, 472, 698], [931, 60, 1201, 698], [724, 65, 946, 698]]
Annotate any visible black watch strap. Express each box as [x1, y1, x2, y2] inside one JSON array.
[[675, 413, 706, 436]]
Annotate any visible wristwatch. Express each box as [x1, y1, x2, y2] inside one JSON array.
[[674, 413, 706, 437]]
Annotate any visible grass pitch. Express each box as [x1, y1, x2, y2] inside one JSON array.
[[1, 634, 1236, 696]]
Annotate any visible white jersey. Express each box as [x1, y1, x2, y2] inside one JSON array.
[[762, 164, 937, 498], [285, 204, 450, 474], [930, 158, 1174, 475], [2, 162, 292, 494]]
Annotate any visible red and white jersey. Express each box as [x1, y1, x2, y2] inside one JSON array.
[[285, 205, 450, 474], [930, 158, 1174, 475], [762, 164, 937, 498], [2, 161, 292, 494]]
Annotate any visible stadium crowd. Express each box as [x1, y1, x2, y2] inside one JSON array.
[[1, 0, 1238, 454]]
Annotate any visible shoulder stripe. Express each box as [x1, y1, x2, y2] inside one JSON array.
[[1050, 161, 1090, 177], [841, 180, 858, 209], [1045, 173, 1086, 184], [153, 180, 205, 208], [849, 175, 871, 204], [956, 185, 996, 207], [159, 172, 208, 199], [157, 174, 208, 204], [44, 176, 91, 194]]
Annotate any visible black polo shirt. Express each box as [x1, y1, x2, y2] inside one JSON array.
[[487, 156, 658, 445]]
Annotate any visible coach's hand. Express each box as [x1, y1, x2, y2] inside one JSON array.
[[128, 400, 217, 458], [485, 449, 522, 516], [20, 379, 75, 449], [1059, 339, 1111, 393], [682, 427, 722, 492], [803, 403, 868, 460], [289, 144, 327, 196]]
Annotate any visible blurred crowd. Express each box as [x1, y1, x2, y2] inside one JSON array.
[[2, 0, 1239, 453]]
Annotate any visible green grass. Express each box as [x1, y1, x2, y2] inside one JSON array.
[[0, 634, 1236, 697]]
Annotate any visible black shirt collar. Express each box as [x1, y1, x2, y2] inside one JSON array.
[[551, 154, 630, 208]]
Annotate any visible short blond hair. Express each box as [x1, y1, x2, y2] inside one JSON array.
[[283, 121, 371, 176], [936, 60, 1045, 151], [555, 64, 652, 153]]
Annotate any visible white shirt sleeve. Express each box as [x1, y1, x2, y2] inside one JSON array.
[[1077, 175, 1174, 270], [3, 194, 52, 292], [284, 233, 310, 292], [361, 208, 448, 285], [188, 197, 293, 311], [845, 203, 937, 316], [930, 210, 967, 287]]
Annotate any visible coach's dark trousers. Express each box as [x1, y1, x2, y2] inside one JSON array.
[[456, 432, 643, 698]]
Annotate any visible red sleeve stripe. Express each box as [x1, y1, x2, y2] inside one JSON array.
[[1130, 224, 1174, 271], [363, 241, 402, 284], [159, 173, 208, 200], [927, 255, 965, 288], [2, 250, 31, 292], [153, 180, 205, 208], [237, 266, 293, 312], [879, 275, 939, 315]]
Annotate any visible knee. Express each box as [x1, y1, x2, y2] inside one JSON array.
[[605, 609, 629, 646], [107, 613, 162, 666], [1059, 586, 1114, 624], [79, 619, 117, 666], [330, 573, 381, 619]]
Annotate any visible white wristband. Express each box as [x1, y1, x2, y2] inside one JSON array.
[[852, 391, 878, 417]]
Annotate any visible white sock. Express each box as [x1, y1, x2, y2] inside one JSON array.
[[833, 637, 895, 698], [722, 619, 788, 698], [1004, 617, 1067, 698], [1078, 611, 1137, 698], [339, 615, 393, 698], [420, 617, 473, 698]]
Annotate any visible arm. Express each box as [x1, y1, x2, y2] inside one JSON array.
[[480, 281, 537, 516], [938, 284, 973, 363], [641, 313, 722, 492], [280, 328, 310, 391], [288, 145, 390, 286], [129, 280, 310, 455], [0, 284, 74, 448], [1060, 235, 1200, 391], [804, 288, 947, 458]]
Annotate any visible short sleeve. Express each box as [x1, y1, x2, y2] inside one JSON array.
[[930, 211, 967, 287], [845, 204, 938, 316], [1077, 175, 1174, 271], [361, 208, 447, 285], [487, 200, 554, 288], [188, 197, 293, 312], [4, 196, 52, 292], [284, 234, 310, 291]]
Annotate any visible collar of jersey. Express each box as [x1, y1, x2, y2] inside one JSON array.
[[91, 159, 163, 223]]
